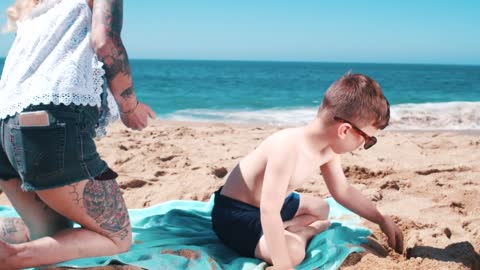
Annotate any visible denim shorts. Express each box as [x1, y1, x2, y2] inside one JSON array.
[[0, 104, 112, 191]]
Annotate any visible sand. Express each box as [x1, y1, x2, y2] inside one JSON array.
[[1, 120, 479, 269]]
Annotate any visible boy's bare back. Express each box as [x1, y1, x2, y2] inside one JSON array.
[[220, 126, 334, 207]]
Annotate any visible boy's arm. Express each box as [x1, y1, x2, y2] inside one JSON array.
[[320, 155, 404, 253], [260, 144, 296, 269]]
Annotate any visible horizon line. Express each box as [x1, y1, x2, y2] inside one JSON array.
[[0, 56, 479, 67], [129, 58, 480, 67]]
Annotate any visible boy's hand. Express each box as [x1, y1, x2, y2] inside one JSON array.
[[379, 215, 404, 253]]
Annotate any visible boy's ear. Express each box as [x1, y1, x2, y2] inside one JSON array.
[[337, 123, 351, 139]]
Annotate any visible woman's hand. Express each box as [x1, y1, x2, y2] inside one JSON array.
[[120, 102, 156, 130]]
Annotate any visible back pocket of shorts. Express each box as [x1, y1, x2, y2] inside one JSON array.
[[11, 123, 66, 180]]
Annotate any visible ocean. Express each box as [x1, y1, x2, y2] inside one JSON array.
[[1, 59, 479, 130]]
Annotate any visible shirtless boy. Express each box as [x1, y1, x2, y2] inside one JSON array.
[[211, 73, 404, 269]]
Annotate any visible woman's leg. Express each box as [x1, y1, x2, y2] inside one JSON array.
[[0, 178, 72, 243], [0, 217, 28, 244], [0, 177, 132, 269]]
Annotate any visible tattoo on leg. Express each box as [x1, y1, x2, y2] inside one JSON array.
[[1, 218, 26, 243], [2, 218, 18, 236], [68, 183, 83, 205], [81, 180, 130, 240]]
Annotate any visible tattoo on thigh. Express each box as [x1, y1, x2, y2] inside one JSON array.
[[73, 180, 130, 240]]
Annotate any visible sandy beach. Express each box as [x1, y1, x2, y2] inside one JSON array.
[[2, 120, 479, 269]]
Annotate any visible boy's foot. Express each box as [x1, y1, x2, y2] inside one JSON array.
[[286, 220, 331, 234], [309, 220, 331, 233]]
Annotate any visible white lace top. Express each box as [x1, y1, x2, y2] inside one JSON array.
[[0, 0, 119, 136]]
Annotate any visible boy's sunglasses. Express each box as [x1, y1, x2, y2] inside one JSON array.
[[333, 116, 377, 149]]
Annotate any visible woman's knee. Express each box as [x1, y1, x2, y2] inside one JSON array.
[[93, 207, 133, 253], [110, 224, 132, 253], [89, 221, 132, 255], [113, 234, 132, 253]]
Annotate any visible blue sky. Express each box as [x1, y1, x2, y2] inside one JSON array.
[[0, 0, 479, 65]]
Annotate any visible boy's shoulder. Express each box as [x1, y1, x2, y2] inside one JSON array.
[[265, 127, 301, 143], [259, 127, 303, 156]]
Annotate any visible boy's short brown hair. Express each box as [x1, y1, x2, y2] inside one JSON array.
[[319, 73, 390, 129]]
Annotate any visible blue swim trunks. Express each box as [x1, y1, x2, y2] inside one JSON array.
[[211, 187, 300, 257]]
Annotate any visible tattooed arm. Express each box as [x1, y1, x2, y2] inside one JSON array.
[[91, 0, 155, 130], [91, 0, 134, 110]]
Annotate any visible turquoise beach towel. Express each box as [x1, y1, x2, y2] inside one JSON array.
[[0, 196, 371, 270]]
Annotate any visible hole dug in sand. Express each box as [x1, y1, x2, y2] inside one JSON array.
[[212, 167, 228, 178], [119, 179, 148, 189], [406, 241, 480, 270], [343, 165, 394, 180]]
